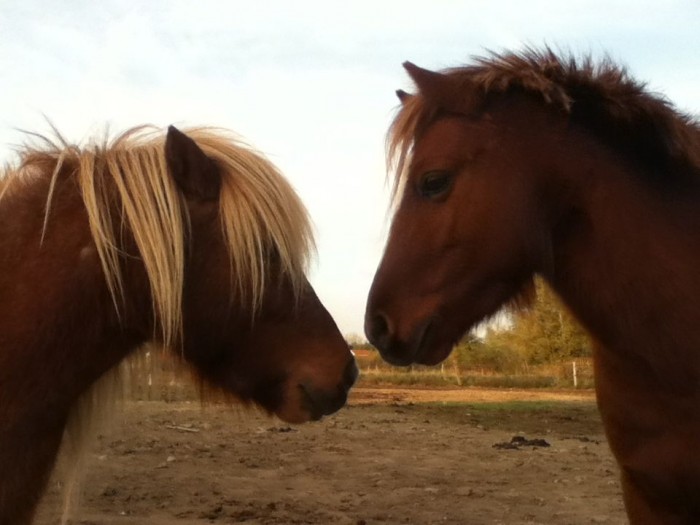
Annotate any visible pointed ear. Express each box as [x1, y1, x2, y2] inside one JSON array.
[[165, 126, 221, 201], [403, 61, 481, 114], [403, 62, 453, 102], [395, 89, 413, 104]]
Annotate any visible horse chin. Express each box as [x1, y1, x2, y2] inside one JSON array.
[[377, 315, 463, 367], [412, 318, 464, 366], [408, 291, 504, 366], [271, 402, 315, 425], [415, 341, 454, 366], [270, 381, 349, 424], [265, 360, 358, 424], [413, 277, 526, 365]]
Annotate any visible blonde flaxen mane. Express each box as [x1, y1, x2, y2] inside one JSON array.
[[18, 125, 314, 346]]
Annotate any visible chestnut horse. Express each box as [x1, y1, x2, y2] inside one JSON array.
[[0, 125, 357, 524], [365, 49, 700, 524]]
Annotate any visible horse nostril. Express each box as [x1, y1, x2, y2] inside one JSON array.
[[365, 311, 393, 352]]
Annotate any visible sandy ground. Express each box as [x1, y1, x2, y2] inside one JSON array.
[[35, 387, 627, 525]]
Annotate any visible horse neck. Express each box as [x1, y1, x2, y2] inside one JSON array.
[[0, 166, 158, 524], [542, 132, 700, 373], [0, 169, 152, 420]]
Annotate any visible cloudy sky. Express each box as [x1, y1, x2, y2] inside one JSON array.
[[1, 1, 698, 338]]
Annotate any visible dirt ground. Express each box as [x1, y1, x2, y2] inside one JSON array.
[[35, 387, 627, 525]]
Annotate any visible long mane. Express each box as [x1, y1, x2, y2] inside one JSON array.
[[14, 125, 314, 346], [388, 47, 700, 203]]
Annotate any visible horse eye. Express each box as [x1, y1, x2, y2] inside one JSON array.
[[418, 170, 453, 199]]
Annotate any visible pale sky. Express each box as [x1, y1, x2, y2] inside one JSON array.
[[1, 1, 698, 337]]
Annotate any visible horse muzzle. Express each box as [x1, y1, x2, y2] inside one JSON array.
[[273, 355, 358, 424], [299, 357, 359, 420], [365, 312, 453, 366]]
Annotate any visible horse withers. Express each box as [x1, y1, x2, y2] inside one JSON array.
[[0, 125, 357, 524], [365, 49, 700, 524]]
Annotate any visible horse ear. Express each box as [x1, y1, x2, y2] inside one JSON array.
[[165, 126, 221, 201], [403, 62, 453, 103], [403, 61, 481, 114], [396, 89, 413, 104]]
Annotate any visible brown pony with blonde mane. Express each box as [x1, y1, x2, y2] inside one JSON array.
[[0, 125, 357, 525], [365, 48, 700, 524]]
